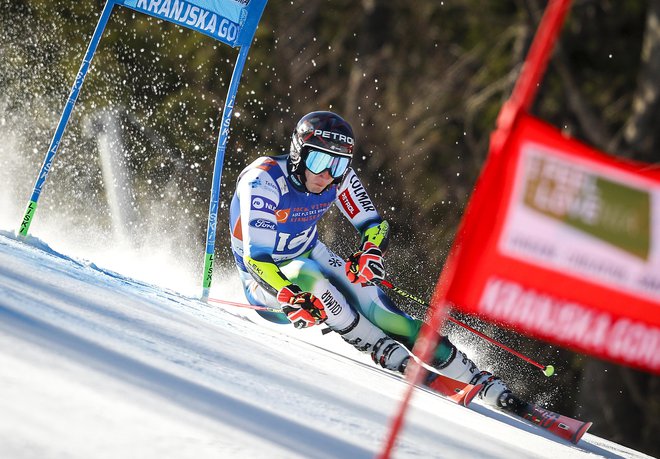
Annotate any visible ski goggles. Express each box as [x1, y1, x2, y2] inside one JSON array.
[[304, 149, 351, 178]]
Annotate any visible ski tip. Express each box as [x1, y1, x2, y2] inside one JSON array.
[[572, 420, 593, 444]]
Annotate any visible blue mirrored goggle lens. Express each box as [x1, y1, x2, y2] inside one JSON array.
[[305, 150, 350, 178]]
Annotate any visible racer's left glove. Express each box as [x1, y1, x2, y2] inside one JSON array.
[[345, 241, 385, 284]]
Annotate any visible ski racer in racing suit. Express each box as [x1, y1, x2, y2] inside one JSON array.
[[229, 111, 510, 406]]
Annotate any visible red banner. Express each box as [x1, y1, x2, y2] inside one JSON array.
[[443, 114, 660, 374]]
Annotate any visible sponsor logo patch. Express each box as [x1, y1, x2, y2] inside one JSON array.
[[275, 208, 291, 223], [313, 130, 354, 145], [349, 175, 376, 212], [251, 196, 277, 212], [339, 189, 359, 218], [321, 290, 343, 315], [248, 218, 276, 231], [277, 176, 289, 195]]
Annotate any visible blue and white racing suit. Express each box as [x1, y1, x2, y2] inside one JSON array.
[[229, 155, 455, 369]]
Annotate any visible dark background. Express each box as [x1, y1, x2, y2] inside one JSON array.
[[0, 1, 658, 455]]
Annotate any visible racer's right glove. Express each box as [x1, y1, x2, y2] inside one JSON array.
[[345, 241, 385, 284], [277, 285, 327, 329]]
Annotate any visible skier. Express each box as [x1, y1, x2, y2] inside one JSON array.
[[229, 111, 511, 406]]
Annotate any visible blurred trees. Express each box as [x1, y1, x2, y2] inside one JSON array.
[[0, 0, 658, 455]]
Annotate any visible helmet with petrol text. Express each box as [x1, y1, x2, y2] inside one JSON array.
[[288, 111, 354, 192]]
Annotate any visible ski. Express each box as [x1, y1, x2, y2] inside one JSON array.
[[499, 394, 593, 444]]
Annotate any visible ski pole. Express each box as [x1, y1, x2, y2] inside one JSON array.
[[208, 284, 555, 376], [378, 279, 555, 377]]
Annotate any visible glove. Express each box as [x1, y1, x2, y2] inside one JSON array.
[[345, 241, 385, 284], [277, 285, 327, 329]]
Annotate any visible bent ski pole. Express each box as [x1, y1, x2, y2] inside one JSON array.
[[207, 297, 282, 313], [207, 297, 337, 334], [379, 279, 555, 377]]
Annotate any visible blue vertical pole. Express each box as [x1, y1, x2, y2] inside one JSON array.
[[201, 44, 252, 300], [19, 0, 116, 236]]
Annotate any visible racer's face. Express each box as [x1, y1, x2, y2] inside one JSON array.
[[304, 168, 333, 193]]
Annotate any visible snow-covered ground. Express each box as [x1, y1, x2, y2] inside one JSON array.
[[0, 231, 652, 459]]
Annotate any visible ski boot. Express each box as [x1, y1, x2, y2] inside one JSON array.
[[431, 350, 511, 407], [335, 314, 410, 372]]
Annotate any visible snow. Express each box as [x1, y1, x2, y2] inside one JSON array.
[[0, 231, 652, 459]]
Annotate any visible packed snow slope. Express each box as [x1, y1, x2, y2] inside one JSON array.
[[0, 231, 651, 459]]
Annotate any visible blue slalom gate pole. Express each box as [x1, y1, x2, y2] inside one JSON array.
[[201, 44, 252, 300], [19, 0, 116, 237]]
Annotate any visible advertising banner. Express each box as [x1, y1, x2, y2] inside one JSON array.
[[444, 114, 660, 373], [119, 0, 263, 47]]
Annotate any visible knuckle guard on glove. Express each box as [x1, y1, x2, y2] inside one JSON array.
[[277, 285, 327, 329], [345, 241, 384, 284]]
